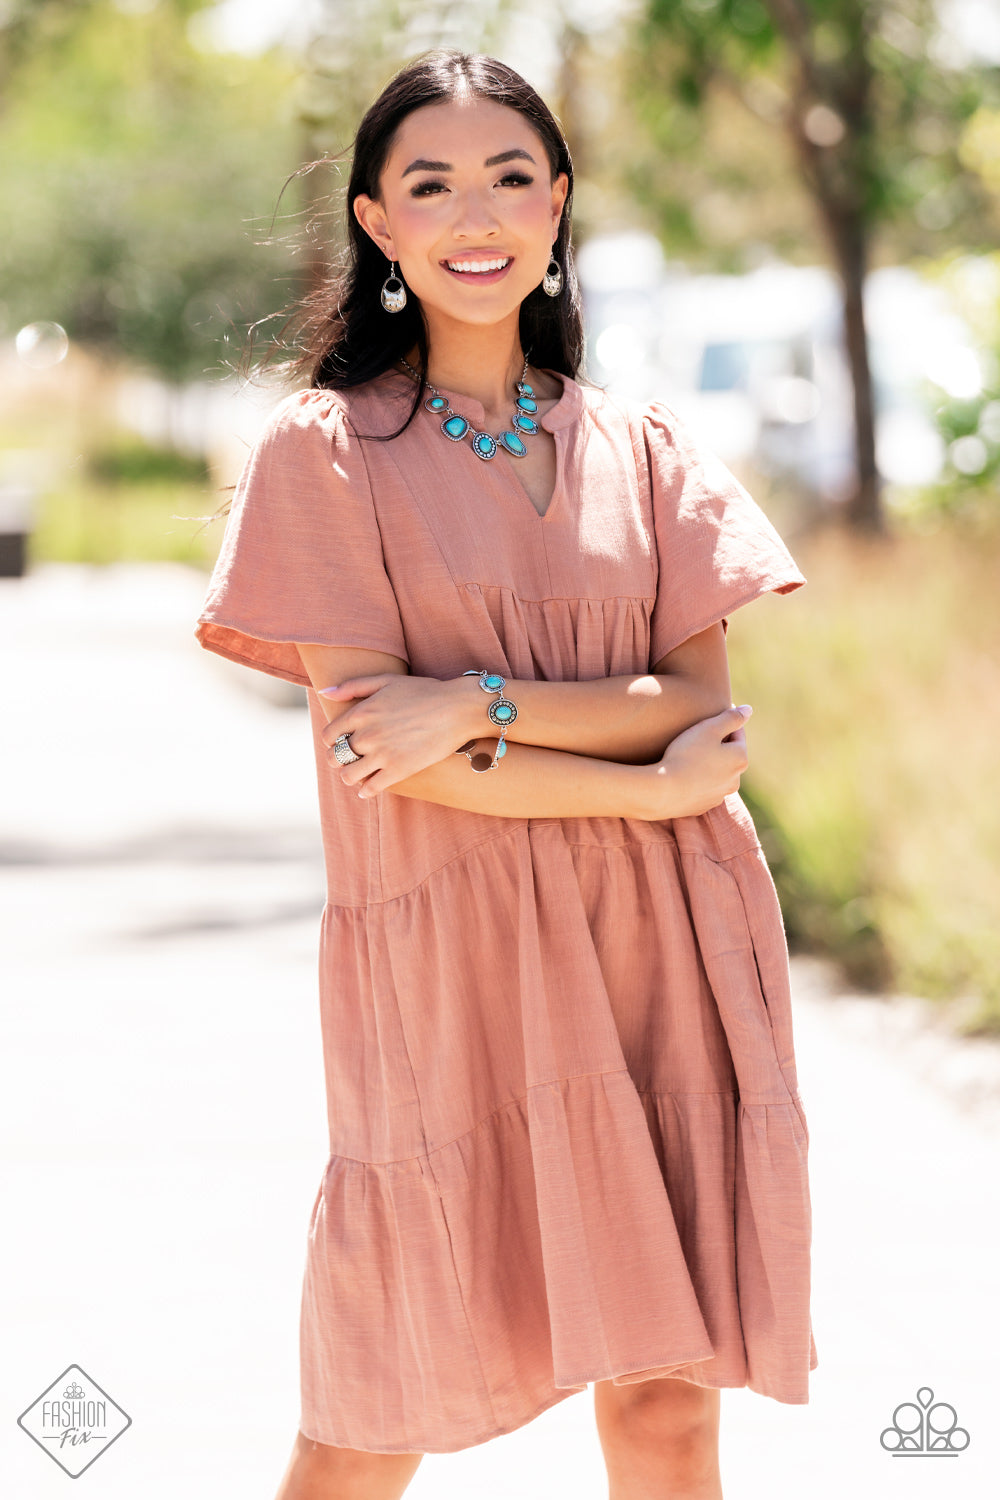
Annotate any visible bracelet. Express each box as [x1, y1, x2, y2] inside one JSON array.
[[453, 669, 518, 772], [454, 738, 495, 773]]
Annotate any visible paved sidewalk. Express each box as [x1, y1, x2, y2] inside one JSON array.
[[2, 563, 997, 1499]]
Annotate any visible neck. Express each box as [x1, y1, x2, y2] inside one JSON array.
[[400, 311, 529, 419]]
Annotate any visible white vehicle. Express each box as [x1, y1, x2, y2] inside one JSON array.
[[577, 232, 985, 506]]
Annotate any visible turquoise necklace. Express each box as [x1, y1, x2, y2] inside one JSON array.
[[397, 354, 539, 461]]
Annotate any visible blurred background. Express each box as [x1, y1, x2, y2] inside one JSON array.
[[4, 5, 1000, 1495], [4, 0, 997, 1029]]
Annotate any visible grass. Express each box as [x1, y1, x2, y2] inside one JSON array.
[[0, 361, 231, 571], [728, 517, 1000, 1035], [28, 476, 227, 569]]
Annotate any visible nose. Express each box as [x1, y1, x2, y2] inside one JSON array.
[[450, 185, 503, 239]]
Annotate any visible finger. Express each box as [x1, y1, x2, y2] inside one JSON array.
[[338, 755, 375, 787], [321, 708, 369, 744], [355, 768, 391, 797], [722, 703, 752, 725], [718, 704, 752, 741], [725, 731, 749, 775], [322, 716, 356, 746], [324, 729, 365, 767], [318, 676, 388, 699]]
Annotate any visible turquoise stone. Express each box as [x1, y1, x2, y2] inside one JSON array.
[[495, 738, 507, 758], [516, 396, 537, 413], [498, 431, 527, 456], [514, 414, 538, 433], [517, 382, 533, 396], [442, 415, 469, 440], [483, 674, 505, 691], [472, 431, 498, 460], [425, 395, 449, 412], [488, 699, 521, 729]]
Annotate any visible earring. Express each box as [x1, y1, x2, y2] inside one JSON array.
[[542, 256, 563, 297], [380, 260, 407, 313]]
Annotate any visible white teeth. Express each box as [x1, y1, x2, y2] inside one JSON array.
[[446, 258, 510, 273]]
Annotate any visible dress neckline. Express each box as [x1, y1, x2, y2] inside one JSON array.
[[367, 365, 584, 523], [376, 364, 585, 434]]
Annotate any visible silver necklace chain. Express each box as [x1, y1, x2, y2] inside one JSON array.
[[396, 354, 540, 462]]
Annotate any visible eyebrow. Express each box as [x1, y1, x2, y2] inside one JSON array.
[[400, 148, 536, 179]]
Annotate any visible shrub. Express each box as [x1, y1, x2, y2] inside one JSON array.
[[729, 518, 1000, 1034]]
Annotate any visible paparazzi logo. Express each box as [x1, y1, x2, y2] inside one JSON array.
[[880, 1384, 970, 1456], [17, 1364, 131, 1476]]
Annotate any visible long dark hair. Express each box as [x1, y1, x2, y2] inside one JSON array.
[[257, 49, 586, 441]]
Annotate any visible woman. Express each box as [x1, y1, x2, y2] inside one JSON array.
[[195, 49, 817, 1500]]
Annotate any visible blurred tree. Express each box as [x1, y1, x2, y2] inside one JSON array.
[[0, 0, 300, 381], [630, 0, 1000, 532], [911, 247, 1000, 516], [0, 0, 97, 98]]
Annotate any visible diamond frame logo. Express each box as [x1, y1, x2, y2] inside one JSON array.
[[17, 1363, 132, 1476]]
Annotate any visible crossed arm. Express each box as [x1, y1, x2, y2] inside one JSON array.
[[472, 623, 732, 764], [297, 622, 741, 821]]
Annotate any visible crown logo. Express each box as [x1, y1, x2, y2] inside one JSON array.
[[880, 1385, 970, 1454], [63, 1382, 86, 1400]]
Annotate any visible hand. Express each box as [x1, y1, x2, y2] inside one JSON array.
[[644, 704, 752, 820], [318, 674, 472, 796]]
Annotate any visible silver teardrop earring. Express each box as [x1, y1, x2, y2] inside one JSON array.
[[380, 260, 407, 314], [542, 255, 563, 297]]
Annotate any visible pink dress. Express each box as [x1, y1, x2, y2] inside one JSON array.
[[195, 366, 818, 1454]]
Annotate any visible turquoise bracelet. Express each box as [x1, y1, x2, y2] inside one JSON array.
[[454, 669, 518, 772]]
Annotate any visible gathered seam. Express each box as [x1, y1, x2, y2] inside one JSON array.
[[323, 1076, 741, 1169]]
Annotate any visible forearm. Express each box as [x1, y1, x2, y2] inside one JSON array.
[[450, 624, 732, 765], [304, 652, 740, 822], [302, 647, 649, 816], [387, 736, 656, 819], [454, 672, 728, 765]]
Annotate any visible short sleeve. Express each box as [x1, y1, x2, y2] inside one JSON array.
[[194, 389, 409, 686], [642, 399, 806, 668]]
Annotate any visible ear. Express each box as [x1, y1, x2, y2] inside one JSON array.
[[353, 193, 394, 259], [550, 171, 569, 239]]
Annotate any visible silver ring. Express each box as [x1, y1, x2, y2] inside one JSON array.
[[333, 732, 363, 765]]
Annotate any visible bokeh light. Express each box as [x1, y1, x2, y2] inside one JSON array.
[[948, 433, 989, 474], [15, 321, 69, 369]]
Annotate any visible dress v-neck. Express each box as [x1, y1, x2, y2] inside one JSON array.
[[384, 366, 583, 524], [498, 431, 562, 523]]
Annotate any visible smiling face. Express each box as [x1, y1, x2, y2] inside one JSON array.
[[353, 94, 569, 331]]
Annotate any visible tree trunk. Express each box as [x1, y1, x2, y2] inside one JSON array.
[[762, 0, 885, 530], [824, 206, 884, 531]]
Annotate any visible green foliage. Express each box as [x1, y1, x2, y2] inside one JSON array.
[[87, 436, 209, 485], [932, 386, 1000, 485], [886, 249, 1000, 523], [0, 0, 302, 381], [622, 4, 811, 265], [645, 0, 777, 83], [629, 1, 1000, 265], [30, 477, 222, 567]]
